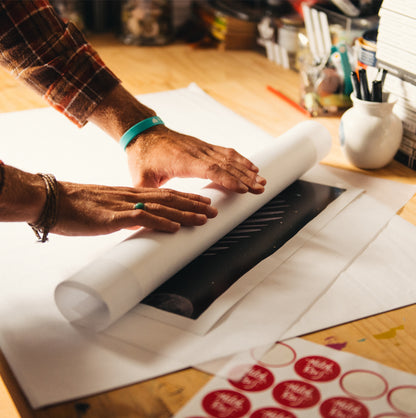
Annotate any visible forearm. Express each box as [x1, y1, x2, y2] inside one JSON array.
[[0, 162, 218, 238], [87, 83, 157, 141], [0, 164, 46, 224], [0, 0, 119, 127]]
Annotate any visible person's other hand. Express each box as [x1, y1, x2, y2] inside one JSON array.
[[52, 182, 217, 236], [126, 125, 267, 193]]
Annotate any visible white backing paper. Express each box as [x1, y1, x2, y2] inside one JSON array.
[[54, 120, 332, 332], [0, 84, 415, 408]]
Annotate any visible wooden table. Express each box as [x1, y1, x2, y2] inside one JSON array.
[[1, 34, 415, 418]]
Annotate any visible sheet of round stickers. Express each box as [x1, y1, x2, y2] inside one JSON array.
[[174, 338, 416, 418]]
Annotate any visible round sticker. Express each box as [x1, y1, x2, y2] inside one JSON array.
[[255, 343, 297, 367], [320, 397, 370, 418], [250, 407, 296, 418], [273, 380, 320, 409], [340, 370, 388, 399], [295, 356, 341, 382], [228, 364, 275, 392], [388, 385, 416, 415], [202, 389, 251, 418]]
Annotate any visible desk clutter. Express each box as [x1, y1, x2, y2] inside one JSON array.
[[47, 0, 416, 173], [300, 0, 416, 173], [256, 1, 380, 117], [260, 0, 416, 173]]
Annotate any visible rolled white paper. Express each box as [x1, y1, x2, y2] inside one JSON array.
[[55, 120, 331, 331]]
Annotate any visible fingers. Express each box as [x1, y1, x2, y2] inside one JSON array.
[[205, 146, 267, 194], [118, 188, 220, 232], [124, 189, 218, 218], [117, 203, 212, 234], [119, 210, 181, 233], [206, 162, 266, 194], [144, 203, 209, 226], [126, 189, 218, 230], [54, 182, 218, 236], [175, 140, 266, 194], [124, 203, 209, 232], [215, 146, 260, 173]]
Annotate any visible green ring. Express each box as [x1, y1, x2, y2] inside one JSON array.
[[134, 202, 145, 210]]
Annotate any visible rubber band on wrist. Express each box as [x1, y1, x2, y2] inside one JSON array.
[[29, 173, 59, 243], [120, 116, 164, 151]]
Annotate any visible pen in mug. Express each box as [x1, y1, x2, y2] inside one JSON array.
[[351, 71, 361, 99], [377, 67, 388, 86], [358, 68, 370, 101], [371, 80, 382, 102]]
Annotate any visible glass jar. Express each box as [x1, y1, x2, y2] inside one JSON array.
[[50, 0, 85, 31], [120, 0, 173, 46]]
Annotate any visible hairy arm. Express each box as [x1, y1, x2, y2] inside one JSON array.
[[0, 163, 218, 236]]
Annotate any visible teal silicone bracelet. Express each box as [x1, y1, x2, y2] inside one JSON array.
[[120, 116, 164, 150]]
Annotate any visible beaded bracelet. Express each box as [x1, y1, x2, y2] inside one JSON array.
[[29, 173, 59, 243], [120, 116, 164, 150]]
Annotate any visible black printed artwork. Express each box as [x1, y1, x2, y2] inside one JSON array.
[[142, 180, 345, 319]]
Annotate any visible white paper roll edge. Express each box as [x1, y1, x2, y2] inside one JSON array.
[[55, 121, 331, 331]]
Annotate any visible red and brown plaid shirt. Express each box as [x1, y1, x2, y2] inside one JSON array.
[[0, 0, 120, 127]]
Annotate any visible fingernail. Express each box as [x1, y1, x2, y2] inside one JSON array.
[[208, 207, 218, 217], [256, 175, 266, 185], [197, 214, 208, 224], [169, 222, 181, 232]]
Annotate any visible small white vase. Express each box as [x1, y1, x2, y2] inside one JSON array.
[[339, 94, 403, 169]]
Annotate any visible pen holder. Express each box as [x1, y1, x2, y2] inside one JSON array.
[[339, 94, 403, 169]]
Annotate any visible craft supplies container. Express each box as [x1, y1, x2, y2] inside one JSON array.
[[120, 0, 173, 45]]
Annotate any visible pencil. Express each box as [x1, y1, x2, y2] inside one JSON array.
[[267, 85, 312, 117]]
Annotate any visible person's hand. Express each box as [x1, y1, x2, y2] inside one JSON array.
[[87, 85, 266, 193], [126, 125, 267, 193], [52, 182, 218, 236]]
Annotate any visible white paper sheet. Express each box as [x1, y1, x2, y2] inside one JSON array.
[[1, 84, 415, 408], [282, 214, 416, 339], [103, 191, 402, 368], [54, 120, 332, 332]]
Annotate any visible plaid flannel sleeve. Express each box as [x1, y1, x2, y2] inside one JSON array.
[[0, 0, 120, 127]]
